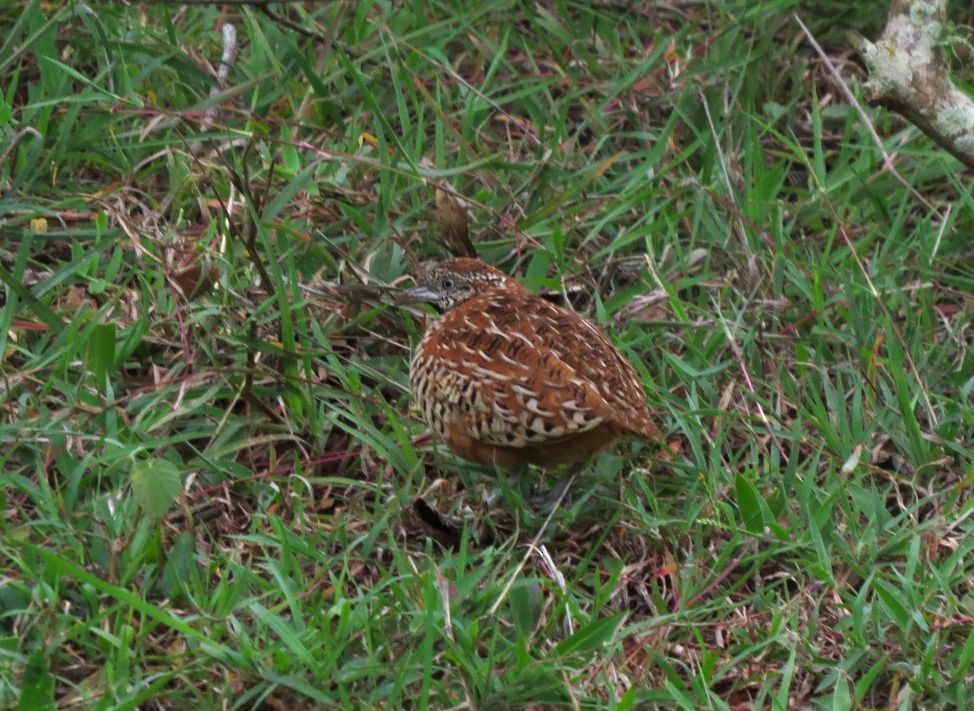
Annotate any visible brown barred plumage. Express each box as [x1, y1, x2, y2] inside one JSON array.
[[404, 258, 660, 471]]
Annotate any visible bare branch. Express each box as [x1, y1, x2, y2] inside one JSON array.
[[202, 22, 238, 132], [857, 0, 974, 172], [794, 14, 936, 211]]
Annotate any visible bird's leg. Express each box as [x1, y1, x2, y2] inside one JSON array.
[[528, 462, 584, 512], [504, 461, 533, 499]]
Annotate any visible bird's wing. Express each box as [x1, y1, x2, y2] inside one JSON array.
[[418, 291, 618, 448], [517, 296, 660, 441]]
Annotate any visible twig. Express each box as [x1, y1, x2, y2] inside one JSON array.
[[807, 175, 939, 429], [0, 127, 42, 195], [794, 14, 937, 211], [259, 5, 332, 44], [487, 469, 579, 616], [714, 304, 789, 466], [697, 86, 753, 262], [202, 22, 238, 132], [399, 38, 543, 148]]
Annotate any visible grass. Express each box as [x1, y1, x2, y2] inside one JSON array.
[[2, 0, 973, 708]]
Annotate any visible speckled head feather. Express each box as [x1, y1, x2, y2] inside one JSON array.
[[401, 258, 519, 313], [406, 258, 660, 471]]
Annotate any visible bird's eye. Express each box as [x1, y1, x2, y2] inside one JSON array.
[[442, 277, 455, 289]]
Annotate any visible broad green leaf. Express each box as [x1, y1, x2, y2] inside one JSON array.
[[734, 475, 764, 534], [130, 458, 183, 520]]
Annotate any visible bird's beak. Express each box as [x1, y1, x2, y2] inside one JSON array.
[[397, 285, 440, 306]]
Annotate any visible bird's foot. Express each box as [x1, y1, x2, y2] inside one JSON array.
[[528, 464, 583, 513]]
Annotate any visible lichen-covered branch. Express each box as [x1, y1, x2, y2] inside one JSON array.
[[858, 0, 974, 171]]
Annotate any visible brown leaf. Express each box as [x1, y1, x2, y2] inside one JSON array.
[[433, 188, 476, 258]]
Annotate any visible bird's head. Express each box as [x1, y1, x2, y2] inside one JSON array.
[[399, 258, 517, 313]]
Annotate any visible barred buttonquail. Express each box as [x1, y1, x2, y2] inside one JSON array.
[[403, 258, 659, 475]]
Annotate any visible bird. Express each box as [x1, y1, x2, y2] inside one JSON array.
[[402, 257, 659, 499]]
